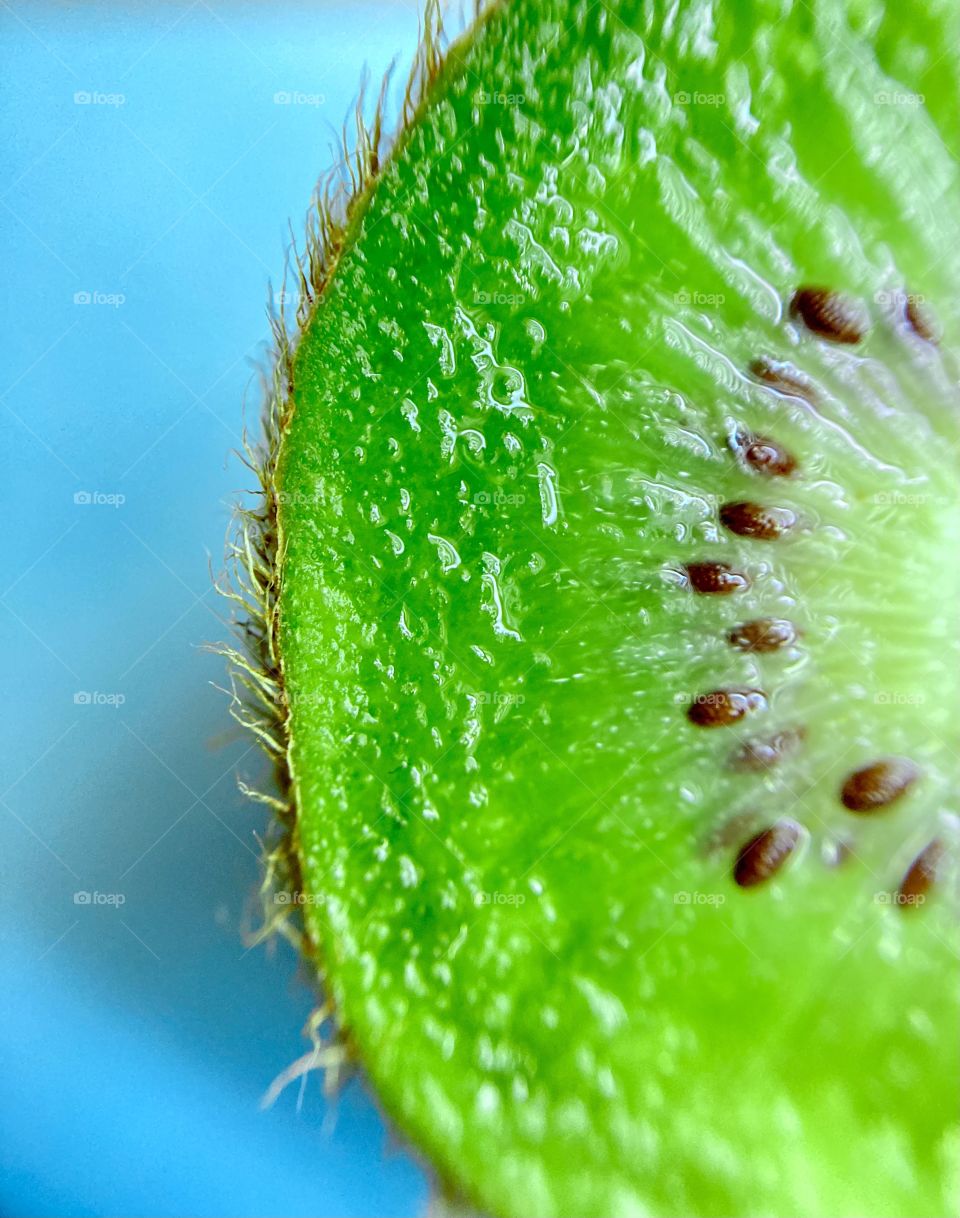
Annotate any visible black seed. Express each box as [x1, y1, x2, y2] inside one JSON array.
[[898, 840, 944, 907], [729, 727, 805, 772], [728, 617, 798, 653], [840, 758, 920, 813], [734, 819, 803, 888], [904, 294, 939, 343], [688, 688, 767, 728], [720, 501, 797, 541], [685, 561, 749, 595], [749, 359, 817, 403], [790, 286, 866, 344], [733, 429, 799, 478]]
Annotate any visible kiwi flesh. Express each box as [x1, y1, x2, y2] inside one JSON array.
[[240, 1, 960, 1215]]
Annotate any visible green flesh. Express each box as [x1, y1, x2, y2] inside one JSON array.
[[273, 2, 960, 1214]]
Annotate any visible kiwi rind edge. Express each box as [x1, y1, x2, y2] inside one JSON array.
[[214, 0, 500, 1196]]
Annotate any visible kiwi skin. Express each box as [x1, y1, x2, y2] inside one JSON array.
[[225, 2, 960, 1218]]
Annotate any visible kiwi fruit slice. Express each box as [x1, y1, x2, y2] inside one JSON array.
[[233, 1, 960, 1214]]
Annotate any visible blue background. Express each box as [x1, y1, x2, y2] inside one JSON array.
[[0, 4, 441, 1215]]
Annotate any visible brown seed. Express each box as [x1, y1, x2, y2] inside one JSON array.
[[904, 294, 939, 344], [733, 430, 799, 478], [749, 359, 817, 403], [687, 688, 767, 728], [840, 758, 920, 813], [733, 819, 804, 888], [685, 561, 749, 595], [729, 727, 805, 772], [728, 617, 798, 653], [897, 840, 944, 907], [790, 286, 866, 344], [720, 501, 797, 541]]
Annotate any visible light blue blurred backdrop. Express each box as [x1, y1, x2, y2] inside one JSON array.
[[0, 4, 438, 1215]]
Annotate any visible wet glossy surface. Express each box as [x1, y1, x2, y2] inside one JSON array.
[[275, 2, 960, 1215]]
